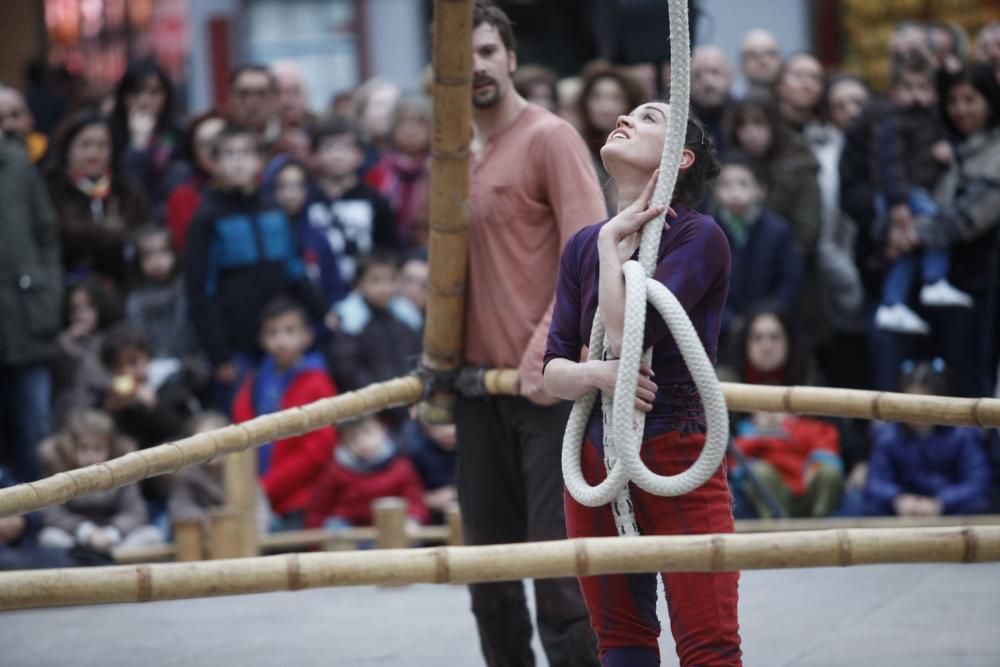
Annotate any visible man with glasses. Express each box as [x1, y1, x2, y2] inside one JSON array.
[[228, 65, 281, 151], [740, 29, 782, 91]]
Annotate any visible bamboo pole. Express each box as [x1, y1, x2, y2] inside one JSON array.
[[223, 450, 259, 557], [1, 527, 997, 611], [0, 376, 423, 519], [209, 510, 243, 560], [480, 370, 1000, 427], [374, 497, 409, 549], [173, 519, 204, 562], [419, 0, 475, 425]]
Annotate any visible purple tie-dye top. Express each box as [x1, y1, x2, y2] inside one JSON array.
[[544, 206, 731, 445]]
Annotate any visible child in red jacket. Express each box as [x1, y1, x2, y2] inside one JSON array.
[[306, 415, 428, 531], [232, 297, 337, 529], [732, 411, 845, 518]]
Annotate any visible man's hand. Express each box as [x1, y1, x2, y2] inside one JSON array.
[[518, 372, 561, 406]]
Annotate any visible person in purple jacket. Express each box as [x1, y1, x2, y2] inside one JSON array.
[[543, 102, 741, 667], [863, 359, 993, 517]]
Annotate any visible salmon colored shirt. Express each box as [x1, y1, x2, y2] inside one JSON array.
[[465, 104, 605, 373]]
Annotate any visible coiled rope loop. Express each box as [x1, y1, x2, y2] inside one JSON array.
[[561, 0, 729, 536]]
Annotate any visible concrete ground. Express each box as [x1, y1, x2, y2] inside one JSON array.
[[3, 563, 999, 666]]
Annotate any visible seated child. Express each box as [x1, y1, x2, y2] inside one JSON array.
[[167, 411, 271, 534], [863, 359, 992, 516], [732, 411, 845, 518], [713, 151, 803, 348], [38, 409, 164, 554], [52, 276, 121, 424], [728, 305, 844, 517], [100, 324, 200, 508], [232, 297, 337, 529], [398, 407, 457, 524], [306, 415, 428, 530], [872, 52, 971, 336]]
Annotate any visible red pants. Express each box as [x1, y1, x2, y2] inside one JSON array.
[[565, 432, 742, 666]]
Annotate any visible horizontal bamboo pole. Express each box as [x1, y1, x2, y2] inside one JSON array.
[[2, 527, 997, 611], [481, 370, 1000, 427], [0, 376, 423, 519], [734, 514, 1000, 533]]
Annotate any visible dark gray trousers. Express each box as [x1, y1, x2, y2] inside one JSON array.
[[455, 395, 599, 667]]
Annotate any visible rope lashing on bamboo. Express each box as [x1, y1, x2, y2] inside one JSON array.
[[561, 0, 729, 536], [2, 527, 997, 611]]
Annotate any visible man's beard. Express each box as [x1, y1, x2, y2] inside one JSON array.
[[472, 76, 502, 109]]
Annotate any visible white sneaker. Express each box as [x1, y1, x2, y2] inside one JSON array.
[[920, 280, 974, 308], [875, 303, 930, 335]]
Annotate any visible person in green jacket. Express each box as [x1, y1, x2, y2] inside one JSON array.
[[0, 136, 63, 481]]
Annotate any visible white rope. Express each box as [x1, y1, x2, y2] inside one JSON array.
[[561, 0, 729, 536]]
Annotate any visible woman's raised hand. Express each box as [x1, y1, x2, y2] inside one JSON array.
[[600, 169, 675, 246]]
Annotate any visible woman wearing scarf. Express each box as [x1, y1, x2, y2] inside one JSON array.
[[47, 111, 150, 284]]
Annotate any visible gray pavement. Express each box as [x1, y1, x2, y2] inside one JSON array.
[[3, 563, 999, 666]]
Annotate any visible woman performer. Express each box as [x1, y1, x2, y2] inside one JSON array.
[[543, 103, 742, 667]]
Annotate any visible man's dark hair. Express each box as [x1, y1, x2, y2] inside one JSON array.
[[100, 324, 152, 370], [212, 123, 260, 158], [898, 358, 951, 396], [310, 117, 361, 152], [890, 49, 935, 87], [717, 149, 766, 188], [229, 64, 277, 90], [260, 295, 309, 327], [672, 114, 722, 207], [474, 1, 516, 52], [354, 249, 399, 286]]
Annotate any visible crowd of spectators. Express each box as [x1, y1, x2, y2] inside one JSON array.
[[1, 17, 998, 568]]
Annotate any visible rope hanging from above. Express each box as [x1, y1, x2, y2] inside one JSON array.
[[561, 0, 729, 536]]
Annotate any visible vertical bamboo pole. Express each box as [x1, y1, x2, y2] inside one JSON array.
[[223, 451, 259, 557], [208, 509, 243, 560], [419, 0, 475, 424], [374, 497, 409, 549], [446, 502, 464, 546], [173, 518, 204, 562]]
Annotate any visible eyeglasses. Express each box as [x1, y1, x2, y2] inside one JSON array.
[[901, 357, 946, 375]]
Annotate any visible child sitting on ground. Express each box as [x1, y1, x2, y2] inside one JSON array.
[[729, 306, 844, 518], [398, 406, 457, 525], [863, 359, 992, 516], [38, 409, 164, 555], [232, 297, 337, 530], [306, 415, 428, 530], [168, 411, 271, 534]]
